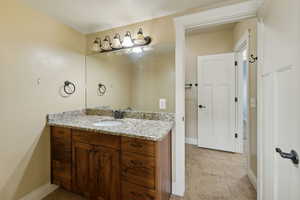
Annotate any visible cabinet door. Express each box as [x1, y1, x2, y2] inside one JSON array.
[[52, 138, 72, 190], [72, 142, 93, 197], [91, 146, 120, 200], [51, 127, 71, 190]]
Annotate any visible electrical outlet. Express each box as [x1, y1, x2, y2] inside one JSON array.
[[159, 99, 166, 110]]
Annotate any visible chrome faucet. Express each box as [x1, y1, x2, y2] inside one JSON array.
[[113, 110, 125, 119]]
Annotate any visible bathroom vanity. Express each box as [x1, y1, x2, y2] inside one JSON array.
[[48, 110, 173, 200]]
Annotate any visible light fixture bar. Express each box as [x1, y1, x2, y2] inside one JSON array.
[[91, 28, 151, 54]]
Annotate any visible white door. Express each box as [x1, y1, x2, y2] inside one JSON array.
[[261, 53, 300, 200], [260, 0, 300, 198], [197, 53, 237, 152]]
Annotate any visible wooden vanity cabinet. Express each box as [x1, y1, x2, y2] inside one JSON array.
[[50, 127, 171, 200]]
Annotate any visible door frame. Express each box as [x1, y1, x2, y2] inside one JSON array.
[[173, 0, 264, 197], [256, 17, 264, 200], [234, 32, 249, 155], [234, 31, 256, 186]]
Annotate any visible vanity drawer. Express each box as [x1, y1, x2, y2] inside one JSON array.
[[122, 181, 156, 200], [72, 130, 120, 150], [52, 127, 71, 140], [121, 152, 155, 189], [121, 137, 155, 157]]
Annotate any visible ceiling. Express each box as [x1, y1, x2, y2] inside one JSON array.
[[22, 0, 245, 34]]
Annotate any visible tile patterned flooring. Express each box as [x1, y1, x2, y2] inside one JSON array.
[[43, 144, 256, 200]]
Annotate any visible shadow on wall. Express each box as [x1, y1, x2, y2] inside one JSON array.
[[0, 126, 50, 200]]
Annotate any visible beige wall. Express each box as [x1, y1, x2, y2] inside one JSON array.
[[185, 26, 235, 140], [86, 54, 133, 109], [233, 18, 258, 176], [0, 0, 86, 199]]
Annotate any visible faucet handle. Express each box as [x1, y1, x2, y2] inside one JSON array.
[[113, 110, 125, 119]]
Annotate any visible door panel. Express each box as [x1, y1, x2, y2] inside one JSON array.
[[72, 142, 93, 197], [92, 146, 120, 200], [273, 66, 300, 200], [197, 53, 236, 152], [260, 0, 300, 198], [262, 66, 300, 200]]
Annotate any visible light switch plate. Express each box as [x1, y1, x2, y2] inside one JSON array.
[[159, 99, 166, 110]]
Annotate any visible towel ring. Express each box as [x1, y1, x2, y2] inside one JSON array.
[[249, 54, 258, 64], [98, 83, 107, 96], [64, 81, 76, 95]]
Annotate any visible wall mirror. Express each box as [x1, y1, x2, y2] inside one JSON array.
[[85, 44, 175, 112]]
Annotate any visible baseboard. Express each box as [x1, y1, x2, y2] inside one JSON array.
[[19, 183, 58, 200], [172, 181, 185, 197], [247, 169, 257, 190], [185, 137, 197, 145]]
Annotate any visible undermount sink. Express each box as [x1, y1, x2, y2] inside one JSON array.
[[93, 120, 124, 127]]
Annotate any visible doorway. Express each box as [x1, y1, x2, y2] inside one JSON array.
[[183, 19, 257, 200]]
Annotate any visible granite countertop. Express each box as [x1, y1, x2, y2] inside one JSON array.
[[47, 110, 174, 141]]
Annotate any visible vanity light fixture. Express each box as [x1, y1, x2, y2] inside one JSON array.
[[91, 28, 152, 53], [122, 31, 134, 47]]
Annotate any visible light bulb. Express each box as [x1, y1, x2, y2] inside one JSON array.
[[91, 38, 101, 52], [111, 33, 122, 49], [101, 36, 112, 51], [134, 28, 146, 45], [122, 31, 134, 47]]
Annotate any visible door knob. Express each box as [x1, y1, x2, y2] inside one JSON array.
[[275, 148, 299, 165], [199, 105, 206, 109]]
